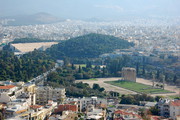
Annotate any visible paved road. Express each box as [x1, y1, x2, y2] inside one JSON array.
[[76, 77, 180, 97], [29, 63, 59, 85]]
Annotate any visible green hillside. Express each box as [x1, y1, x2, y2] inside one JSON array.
[[47, 33, 134, 59], [0, 50, 55, 82]]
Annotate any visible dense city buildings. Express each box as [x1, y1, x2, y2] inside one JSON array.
[[0, 12, 179, 120], [0, 19, 179, 57]]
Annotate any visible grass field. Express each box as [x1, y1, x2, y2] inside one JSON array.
[[105, 80, 173, 94], [168, 95, 180, 99], [74, 64, 95, 68], [89, 78, 98, 81]]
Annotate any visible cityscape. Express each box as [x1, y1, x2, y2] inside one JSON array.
[[0, 0, 180, 120]]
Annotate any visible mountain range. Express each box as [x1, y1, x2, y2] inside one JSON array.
[[2, 12, 64, 26]]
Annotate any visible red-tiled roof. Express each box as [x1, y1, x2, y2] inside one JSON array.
[[0, 85, 16, 89], [114, 118, 123, 120], [170, 100, 180, 106], [96, 103, 107, 108], [69, 101, 76, 104], [54, 104, 78, 113], [149, 115, 167, 120], [114, 110, 142, 119], [151, 116, 161, 120], [30, 105, 43, 109]]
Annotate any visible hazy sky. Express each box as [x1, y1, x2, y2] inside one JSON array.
[[0, 0, 179, 19]]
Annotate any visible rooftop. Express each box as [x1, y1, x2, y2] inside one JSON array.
[[170, 100, 180, 106], [30, 105, 43, 109], [114, 110, 141, 119], [0, 85, 16, 89]]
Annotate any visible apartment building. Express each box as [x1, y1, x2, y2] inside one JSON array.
[[157, 98, 180, 120], [0, 85, 24, 103], [36, 86, 66, 105], [169, 100, 180, 120], [113, 110, 142, 120], [79, 97, 107, 112], [54, 104, 78, 114], [157, 98, 170, 118]]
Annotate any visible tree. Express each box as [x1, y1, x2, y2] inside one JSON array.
[[156, 70, 160, 80], [74, 73, 83, 79], [86, 61, 92, 68], [149, 106, 159, 115], [142, 64, 145, 75], [83, 73, 91, 79], [102, 67, 107, 77], [78, 65, 82, 73], [71, 63, 76, 70], [139, 108, 150, 120], [93, 84, 101, 90], [156, 84, 159, 88], [173, 75, 177, 83], [0, 50, 55, 82], [64, 57, 70, 66], [120, 95, 136, 104], [99, 87, 105, 92], [155, 96, 164, 102], [136, 62, 139, 76], [165, 73, 168, 82], [46, 33, 134, 60]]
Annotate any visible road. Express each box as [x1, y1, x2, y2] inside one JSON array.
[[76, 77, 180, 97], [29, 63, 59, 85]]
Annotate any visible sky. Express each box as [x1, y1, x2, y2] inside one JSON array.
[[0, 0, 179, 19]]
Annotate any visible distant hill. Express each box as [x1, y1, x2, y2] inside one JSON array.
[[3, 12, 64, 26], [46, 33, 134, 59]]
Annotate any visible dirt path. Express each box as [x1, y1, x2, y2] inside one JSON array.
[[76, 77, 180, 97]]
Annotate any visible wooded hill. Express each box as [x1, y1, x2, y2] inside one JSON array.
[[0, 50, 55, 82], [47, 33, 134, 59]]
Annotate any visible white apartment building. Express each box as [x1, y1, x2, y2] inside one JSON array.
[[157, 98, 170, 118], [80, 97, 107, 112], [35, 86, 66, 105], [5, 92, 33, 119], [0, 85, 24, 103], [0, 85, 18, 94], [158, 98, 180, 120], [169, 100, 180, 120]]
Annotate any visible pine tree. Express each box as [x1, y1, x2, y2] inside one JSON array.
[[78, 65, 82, 73], [136, 62, 139, 76]]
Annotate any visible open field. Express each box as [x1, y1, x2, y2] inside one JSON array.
[[76, 77, 180, 97], [88, 78, 98, 81], [76, 78, 137, 95], [105, 80, 172, 94], [74, 64, 95, 68], [167, 95, 180, 99]]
